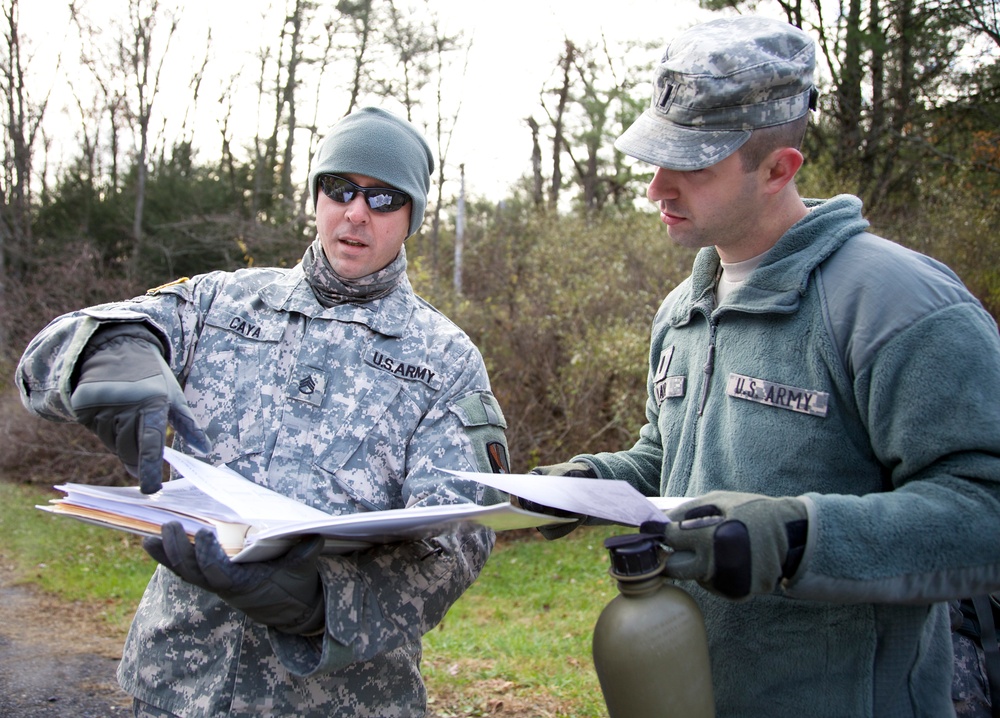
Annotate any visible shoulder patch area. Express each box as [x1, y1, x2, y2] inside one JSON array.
[[450, 392, 507, 429], [450, 392, 510, 475], [146, 277, 191, 295]]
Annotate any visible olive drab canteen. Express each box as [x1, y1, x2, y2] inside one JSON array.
[[593, 532, 715, 717]]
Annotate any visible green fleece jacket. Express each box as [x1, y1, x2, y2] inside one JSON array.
[[578, 195, 1000, 717]]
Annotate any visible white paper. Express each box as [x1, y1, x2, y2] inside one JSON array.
[[449, 470, 690, 526], [47, 478, 244, 524], [164, 447, 332, 524], [42, 452, 689, 564], [41, 451, 576, 563]]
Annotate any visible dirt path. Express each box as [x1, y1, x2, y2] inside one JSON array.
[[0, 561, 133, 717], [0, 559, 571, 717]]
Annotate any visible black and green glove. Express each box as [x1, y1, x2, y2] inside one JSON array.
[[662, 491, 808, 600], [144, 522, 326, 635], [522, 461, 598, 540], [530, 461, 597, 479], [70, 323, 212, 494]]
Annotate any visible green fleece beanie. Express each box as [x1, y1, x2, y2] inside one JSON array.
[[308, 107, 434, 238]]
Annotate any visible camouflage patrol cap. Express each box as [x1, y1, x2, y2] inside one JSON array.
[[615, 16, 816, 171]]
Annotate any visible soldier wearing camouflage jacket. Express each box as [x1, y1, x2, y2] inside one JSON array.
[[16, 107, 508, 717]]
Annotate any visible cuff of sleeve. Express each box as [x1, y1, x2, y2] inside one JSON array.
[[781, 494, 819, 593], [568, 456, 602, 477], [267, 627, 355, 677]]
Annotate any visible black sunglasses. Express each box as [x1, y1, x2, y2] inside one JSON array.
[[317, 174, 411, 213]]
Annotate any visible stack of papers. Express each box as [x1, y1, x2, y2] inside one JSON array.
[[38, 448, 687, 562]]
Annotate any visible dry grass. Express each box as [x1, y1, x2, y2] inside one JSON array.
[[0, 390, 129, 486]]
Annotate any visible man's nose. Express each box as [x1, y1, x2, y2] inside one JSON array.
[[647, 167, 680, 203], [344, 192, 371, 221]]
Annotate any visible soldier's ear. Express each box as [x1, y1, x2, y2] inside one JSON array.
[[762, 147, 803, 195]]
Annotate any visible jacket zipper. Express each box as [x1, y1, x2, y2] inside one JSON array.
[[698, 314, 717, 416]]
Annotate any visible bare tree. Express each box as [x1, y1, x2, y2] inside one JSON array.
[[250, 0, 316, 221], [69, 1, 129, 197], [116, 0, 178, 278], [338, 0, 378, 115], [426, 18, 467, 279], [546, 39, 575, 210], [454, 163, 464, 295], [527, 116, 544, 207], [278, 0, 315, 200], [1, 0, 53, 360], [381, 2, 435, 119], [300, 15, 342, 216], [531, 37, 654, 212], [704, 0, 989, 212], [251, 41, 277, 221], [563, 37, 626, 212], [178, 27, 212, 145]]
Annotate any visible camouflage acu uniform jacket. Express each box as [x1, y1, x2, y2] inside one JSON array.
[[16, 262, 508, 717]]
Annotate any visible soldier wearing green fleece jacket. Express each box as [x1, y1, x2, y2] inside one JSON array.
[[532, 16, 1000, 718]]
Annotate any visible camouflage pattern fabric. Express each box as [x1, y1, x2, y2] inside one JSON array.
[[615, 15, 817, 171], [645, 16, 815, 131], [133, 699, 180, 718], [16, 260, 509, 718], [953, 630, 992, 718], [952, 598, 998, 718]]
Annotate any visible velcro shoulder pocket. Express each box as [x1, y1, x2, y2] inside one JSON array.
[[449, 392, 507, 429], [449, 392, 509, 475]]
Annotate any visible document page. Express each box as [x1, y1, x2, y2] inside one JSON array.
[[163, 447, 332, 525], [448, 471, 681, 526]]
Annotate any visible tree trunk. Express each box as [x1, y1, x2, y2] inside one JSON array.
[[453, 164, 465, 296], [549, 40, 575, 210], [527, 116, 544, 207]]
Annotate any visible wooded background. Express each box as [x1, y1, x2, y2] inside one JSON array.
[[2, 0, 999, 483]]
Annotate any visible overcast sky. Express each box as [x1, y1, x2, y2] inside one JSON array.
[[21, 0, 727, 201]]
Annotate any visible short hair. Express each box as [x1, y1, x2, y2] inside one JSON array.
[[737, 115, 809, 172]]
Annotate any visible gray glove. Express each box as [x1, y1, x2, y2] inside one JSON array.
[[662, 491, 808, 600], [144, 522, 326, 635], [523, 461, 598, 540], [70, 324, 211, 494]]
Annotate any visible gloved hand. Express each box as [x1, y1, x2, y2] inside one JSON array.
[[662, 491, 808, 600], [530, 461, 597, 479], [521, 461, 598, 540], [70, 324, 211, 494], [144, 522, 326, 635]]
